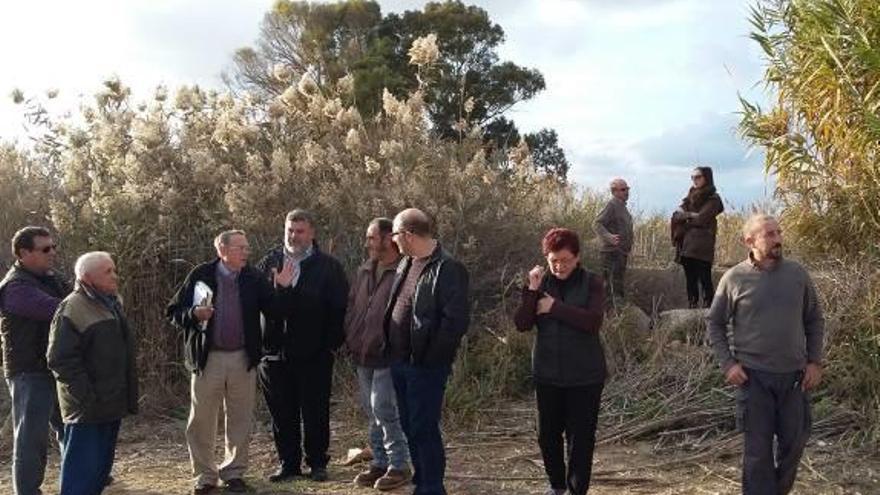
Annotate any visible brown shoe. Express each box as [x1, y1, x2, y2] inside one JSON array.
[[374, 468, 411, 491], [353, 466, 386, 487]]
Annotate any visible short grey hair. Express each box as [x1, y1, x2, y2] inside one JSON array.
[[74, 251, 113, 281], [285, 209, 316, 227], [742, 213, 777, 239], [609, 178, 627, 192], [214, 229, 246, 251]]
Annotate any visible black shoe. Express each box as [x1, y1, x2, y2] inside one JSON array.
[[268, 467, 302, 483], [223, 478, 249, 493], [309, 466, 328, 482], [192, 484, 217, 495]]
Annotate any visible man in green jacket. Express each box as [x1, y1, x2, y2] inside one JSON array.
[[48, 251, 138, 495]]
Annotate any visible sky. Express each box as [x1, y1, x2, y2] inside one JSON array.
[[0, 0, 773, 212]]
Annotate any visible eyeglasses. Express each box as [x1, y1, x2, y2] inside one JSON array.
[[616, 187, 630, 191], [35, 245, 57, 254], [390, 231, 406, 238]]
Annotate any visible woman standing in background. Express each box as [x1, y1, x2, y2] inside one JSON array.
[[672, 166, 724, 308]]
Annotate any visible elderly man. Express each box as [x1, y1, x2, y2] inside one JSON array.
[[0, 226, 68, 495], [385, 208, 469, 495], [47, 251, 137, 495], [256, 209, 348, 483], [167, 230, 295, 494], [346, 218, 411, 491], [707, 214, 825, 495], [593, 178, 633, 310]]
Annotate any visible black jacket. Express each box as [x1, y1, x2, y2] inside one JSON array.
[[384, 243, 470, 367], [166, 259, 290, 373], [0, 263, 69, 378], [256, 243, 349, 359], [48, 285, 138, 423]]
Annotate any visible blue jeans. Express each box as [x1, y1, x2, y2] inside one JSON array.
[[59, 420, 121, 495], [356, 366, 410, 471], [391, 362, 450, 495], [7, 371, 64, 495]]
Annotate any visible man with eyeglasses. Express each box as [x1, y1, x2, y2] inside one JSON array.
[[594, 178, 634, 311], [256, 209, 349, 483], [167, 230, 295, 494], [0, 226, 68, 495], [384, 208, 470, 495]]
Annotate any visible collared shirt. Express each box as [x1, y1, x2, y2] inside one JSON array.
[[284, 245, 314, 289], [213, 261, 245, 351]]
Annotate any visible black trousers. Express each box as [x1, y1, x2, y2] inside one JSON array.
[[680, 256, 714, 308], [536, 382, 604, 495], [739, 368, 811, 495], [258, 351, 334, 471]]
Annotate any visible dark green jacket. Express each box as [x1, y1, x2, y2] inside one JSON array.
[[47, 285, 138, 423]]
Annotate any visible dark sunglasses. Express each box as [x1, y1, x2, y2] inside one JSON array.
[[35, 244, 57, 254]]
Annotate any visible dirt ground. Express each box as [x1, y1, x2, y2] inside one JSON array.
[[1, 400, 877, 495]]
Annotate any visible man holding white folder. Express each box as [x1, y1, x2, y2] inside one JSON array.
[[167, 229, 295, 494]]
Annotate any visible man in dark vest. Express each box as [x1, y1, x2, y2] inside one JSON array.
[[0, 226, 69, 495]]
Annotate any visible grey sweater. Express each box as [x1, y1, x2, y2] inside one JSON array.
[[594, 197, 634, 254], [706, 257, 824, 374]]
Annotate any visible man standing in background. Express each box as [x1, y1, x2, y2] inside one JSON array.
[[594, 178, 633, 310]]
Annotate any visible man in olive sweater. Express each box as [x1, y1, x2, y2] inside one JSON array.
[[707, 214, 825, 495]]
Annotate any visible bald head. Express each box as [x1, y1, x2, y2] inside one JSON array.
[[610, 178, 630, 202], [393, 208, 433, 238], [392, 208, 437, 258]]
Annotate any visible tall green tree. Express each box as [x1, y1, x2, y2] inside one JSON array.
[[227, 0, 570, 181], [740, 0, 880, 257]]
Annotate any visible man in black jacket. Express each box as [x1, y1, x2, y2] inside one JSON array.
[[0, 226, 68, 495], [256, 210, 348, 483], [384, 208, 470, 495], [167, 230, 294, 495]]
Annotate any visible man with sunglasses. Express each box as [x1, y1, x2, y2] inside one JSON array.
[[594, 178, 634, 311], [0, 226, 69, 495]]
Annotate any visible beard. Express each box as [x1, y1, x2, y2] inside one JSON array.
[[767, 243, 783, 259]]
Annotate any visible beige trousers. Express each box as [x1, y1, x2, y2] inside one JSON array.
[[185, 350, 256, 487]]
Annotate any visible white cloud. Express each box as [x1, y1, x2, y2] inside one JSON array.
[[0, 0, 772, 209]]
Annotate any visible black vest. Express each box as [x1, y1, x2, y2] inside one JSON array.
[[533, 268, 607, 386], [0, 264, 68, 377]]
